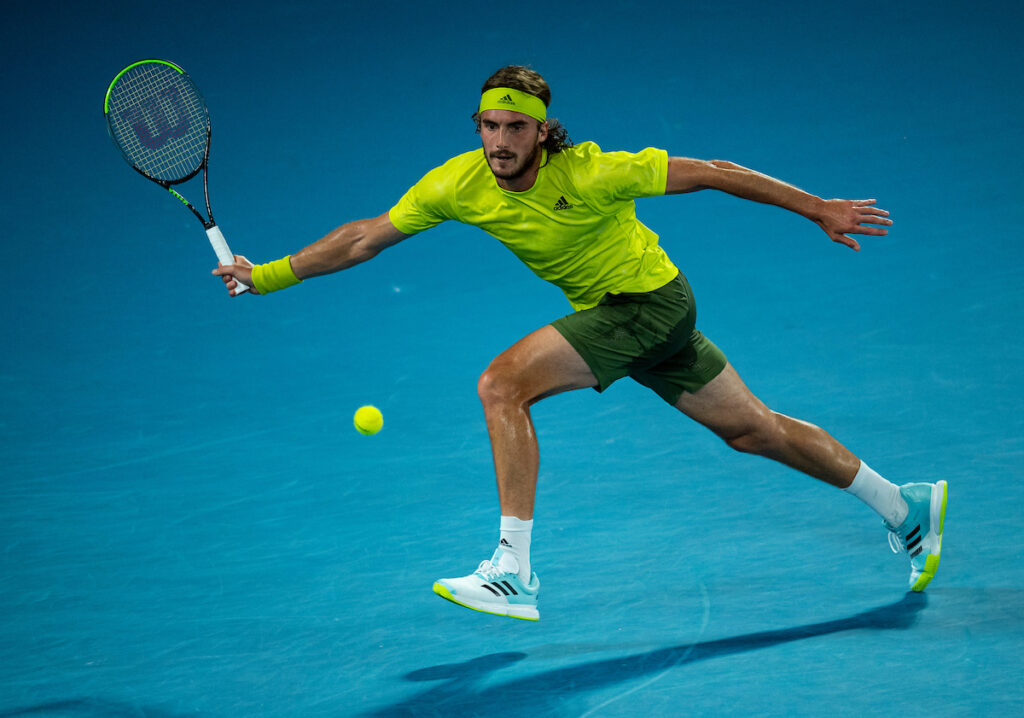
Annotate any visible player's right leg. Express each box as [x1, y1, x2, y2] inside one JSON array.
[[438, 275, 708, 618], [435, 324, 598, 619], [476, 324, 599, 521]]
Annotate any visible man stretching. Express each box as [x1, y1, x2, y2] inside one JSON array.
[[214, 65, 947, 621]]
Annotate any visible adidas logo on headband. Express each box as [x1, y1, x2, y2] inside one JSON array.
[[497, 94, 515, 105]]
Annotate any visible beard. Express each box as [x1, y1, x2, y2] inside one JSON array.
[[487, 143, 541, 181]]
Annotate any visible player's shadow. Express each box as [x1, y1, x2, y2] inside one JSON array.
[[365, 592, 927, 717], [0, 698, 192, 717]]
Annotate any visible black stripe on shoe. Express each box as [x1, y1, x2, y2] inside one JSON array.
[[910, 547, 923, 558], [491, 582, 510, 596], [481, 584, 501, 597], [906, 525, 921, 543], [907, 536, 922, 551], [502, 581, 518, 596]]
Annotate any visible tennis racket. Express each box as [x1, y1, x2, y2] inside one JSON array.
[[104, 59, 248, 293]]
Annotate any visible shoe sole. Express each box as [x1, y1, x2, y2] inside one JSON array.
[[910, 480, 947, 592], [432, 582, 539, 621]]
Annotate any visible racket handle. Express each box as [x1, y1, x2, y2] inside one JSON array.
[[206, 224, 250, 295]]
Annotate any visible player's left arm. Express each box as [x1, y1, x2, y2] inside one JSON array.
[[664, 157, 892, 251]]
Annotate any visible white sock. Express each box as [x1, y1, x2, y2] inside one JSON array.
[[497, 515, 533, 582], [845, 461, 908, 527]]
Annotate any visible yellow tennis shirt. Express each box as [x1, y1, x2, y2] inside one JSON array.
[[388, 141, 679, 311]]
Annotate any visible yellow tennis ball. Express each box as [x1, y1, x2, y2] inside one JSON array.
[[354, 405, 383, 435]]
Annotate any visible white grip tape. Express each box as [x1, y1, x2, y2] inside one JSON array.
[[206, 225, 249, 294]]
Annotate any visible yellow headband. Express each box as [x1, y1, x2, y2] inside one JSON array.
[[478, 87, 547, 123]]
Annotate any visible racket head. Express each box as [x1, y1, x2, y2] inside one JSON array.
[[104, 59, 210, 184]]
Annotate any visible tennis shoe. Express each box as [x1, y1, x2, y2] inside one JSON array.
[[886, 481, 947, 592], [433, 549, 539, 621]]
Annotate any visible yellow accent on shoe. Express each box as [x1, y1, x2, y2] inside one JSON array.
[[911, 554, 941, 592], [938, 481, 948, 533], [432, 582, 539, 621], [911, 481, 948, 592]]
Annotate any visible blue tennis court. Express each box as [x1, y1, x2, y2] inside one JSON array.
[[2, 1, 1022, 715]]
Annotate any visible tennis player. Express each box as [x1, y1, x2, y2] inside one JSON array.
[[214, 65, 947, 621]]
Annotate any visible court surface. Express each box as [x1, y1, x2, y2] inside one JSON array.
[[2, 1, 1022, 715]]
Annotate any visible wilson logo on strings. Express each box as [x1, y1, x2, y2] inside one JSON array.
[[123, 87, 190, 149]]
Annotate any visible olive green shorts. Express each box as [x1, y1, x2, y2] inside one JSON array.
[[551, 273, 727, 405]]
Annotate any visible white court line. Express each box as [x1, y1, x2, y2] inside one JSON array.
[[577, 580, 711, 718]]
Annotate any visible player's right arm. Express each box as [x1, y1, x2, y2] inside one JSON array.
[[290, 213, 413, 279], [213, 212, 413, 296]]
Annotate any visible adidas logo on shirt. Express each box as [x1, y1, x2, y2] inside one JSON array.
[[553, 196, 574, 211], [497, 94, 516, 105]]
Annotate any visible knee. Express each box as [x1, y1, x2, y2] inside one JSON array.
[[723, 412, 784, 456], [477, 361, 524, 409]]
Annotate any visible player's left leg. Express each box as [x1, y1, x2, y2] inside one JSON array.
[[672, 362, 860, 487], [672, 362, 946, 591]]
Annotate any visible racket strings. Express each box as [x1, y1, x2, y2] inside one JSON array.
[[106, 62, 209, 183]]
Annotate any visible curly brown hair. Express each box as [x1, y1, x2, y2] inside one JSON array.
[[472, 65, 572, 155]]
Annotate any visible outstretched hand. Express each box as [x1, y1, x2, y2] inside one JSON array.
[[815, 199, 892, 251], [212, 255, 260, 296]]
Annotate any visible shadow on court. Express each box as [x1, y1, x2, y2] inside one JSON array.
[[0, 698, 193, 717], [366, 592, 927, 717]]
